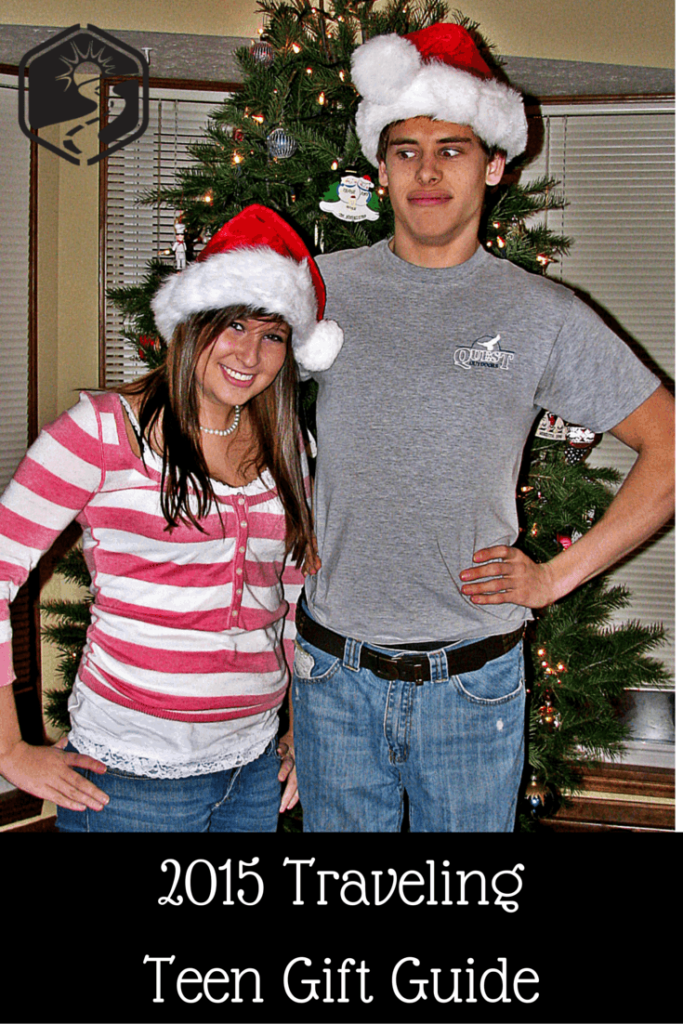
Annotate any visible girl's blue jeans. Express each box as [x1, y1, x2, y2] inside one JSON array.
[[56, 737, 281, 833]]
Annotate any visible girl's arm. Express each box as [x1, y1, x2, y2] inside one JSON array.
[[0, 394, 111, 809]]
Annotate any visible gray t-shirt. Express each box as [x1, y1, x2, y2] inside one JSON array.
[[305, 241, 659, 645]]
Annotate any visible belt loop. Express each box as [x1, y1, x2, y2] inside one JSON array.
[[427, 648, 450, 683], [343, 637, 363, 672]]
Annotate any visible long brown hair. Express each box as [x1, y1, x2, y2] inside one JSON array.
[[121, 306, 313, 567]]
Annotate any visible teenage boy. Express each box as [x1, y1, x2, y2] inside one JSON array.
[[292, 24, 675, 832]]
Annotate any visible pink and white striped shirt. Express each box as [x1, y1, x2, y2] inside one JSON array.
[[0, 392, 307, 777]]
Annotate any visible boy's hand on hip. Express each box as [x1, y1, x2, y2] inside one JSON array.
[[460, 546, 557, 609]]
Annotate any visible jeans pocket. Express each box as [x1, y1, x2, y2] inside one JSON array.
[[293, 635, 341, 683], [452, 641, 524, 705]]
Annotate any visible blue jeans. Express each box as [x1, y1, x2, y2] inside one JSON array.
[[293, 629, 526, 833], [56, 738, 281, 833]]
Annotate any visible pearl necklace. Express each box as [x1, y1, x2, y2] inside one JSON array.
[[200, 405, 241, 437]]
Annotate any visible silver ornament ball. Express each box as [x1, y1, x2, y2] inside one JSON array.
[[267, 128, 298, 160], [250, 40, 274, 66]]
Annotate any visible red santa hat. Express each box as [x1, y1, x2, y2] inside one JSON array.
[[152, 204, 343, 373], [352, 23, 527, 166]]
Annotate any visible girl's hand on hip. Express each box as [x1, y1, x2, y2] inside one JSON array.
[[276, 731, 299, 812], [0, 738, 109, 812], [302, 534, 321, 577]]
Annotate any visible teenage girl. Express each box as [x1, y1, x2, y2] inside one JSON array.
[[0, 205, 341, 832]]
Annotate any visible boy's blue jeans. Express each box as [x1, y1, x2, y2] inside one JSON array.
[[293, 626, 526, 833]]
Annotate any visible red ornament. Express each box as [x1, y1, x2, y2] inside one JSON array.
[[138, 334, 161, 360]]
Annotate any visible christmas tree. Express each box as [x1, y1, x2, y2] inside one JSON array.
[[43, 0, 669, 829]]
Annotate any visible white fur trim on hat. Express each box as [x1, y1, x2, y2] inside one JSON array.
[[152, 246, 343, 372], [352, 33, 527, 165]]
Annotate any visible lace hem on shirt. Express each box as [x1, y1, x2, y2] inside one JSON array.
[[68, 727, 276, 779]]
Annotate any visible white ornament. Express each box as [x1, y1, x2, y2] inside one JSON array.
[[319, 172, 379, 222], [535, 412, 566, 441], [172, 217, 186, 270]]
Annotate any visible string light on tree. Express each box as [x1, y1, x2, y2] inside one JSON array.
[[536, 647, 568, 680], [538, 692, 561, 730]]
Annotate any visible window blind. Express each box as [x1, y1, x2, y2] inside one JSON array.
[[519, 103, 675, 681], [0, 75, 39, 800], [103, 88, 231, 387], [0, 76, 30, 492]]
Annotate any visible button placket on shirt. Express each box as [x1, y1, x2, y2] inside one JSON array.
[[230, 493, 249, 625]]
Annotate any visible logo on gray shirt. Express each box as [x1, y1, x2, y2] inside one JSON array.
[[454, 334, 515, 371]]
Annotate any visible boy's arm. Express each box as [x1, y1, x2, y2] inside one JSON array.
[[460, 385, 675, 608]]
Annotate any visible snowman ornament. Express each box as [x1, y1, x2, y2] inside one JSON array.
[[319, 172, 380, 222]]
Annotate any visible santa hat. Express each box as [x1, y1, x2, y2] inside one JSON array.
[[152, 205, 343, 373], [352, 23, 527, 166]]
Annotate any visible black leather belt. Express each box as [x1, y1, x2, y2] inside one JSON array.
[[295, 602, 524, 686]]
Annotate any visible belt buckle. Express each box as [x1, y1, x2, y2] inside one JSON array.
[[374, 653, 402, 681]]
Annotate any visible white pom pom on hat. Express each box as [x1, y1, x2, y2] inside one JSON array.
[[152, 204, 343, 373], [351, 23, 528, 167], [351, 33, 422, 105]]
